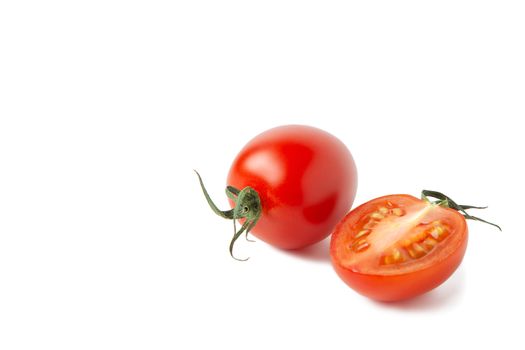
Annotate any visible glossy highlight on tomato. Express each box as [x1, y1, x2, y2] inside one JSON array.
[[227, 125, 357, 250], [330, 194, 469, 302]]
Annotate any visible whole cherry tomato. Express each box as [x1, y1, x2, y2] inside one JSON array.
[[330, 191, 500, 301], [196, 125, 357, 259]]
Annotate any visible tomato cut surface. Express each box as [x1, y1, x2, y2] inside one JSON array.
[[330, 194, 468, 301]]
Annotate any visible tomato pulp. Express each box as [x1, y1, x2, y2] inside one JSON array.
[[330, 194, 468, 301], [227, 125, 357, 250]]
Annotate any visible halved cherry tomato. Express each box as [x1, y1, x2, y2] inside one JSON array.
[[330, 194, 468, 301]]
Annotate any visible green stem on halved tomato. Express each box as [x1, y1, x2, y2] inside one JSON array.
[[194, 170, 262, 261], [421, 190, 501, 231]]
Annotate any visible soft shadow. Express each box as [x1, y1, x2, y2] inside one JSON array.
[[281, 238, 332, 264], [371, 267, 466, 312]]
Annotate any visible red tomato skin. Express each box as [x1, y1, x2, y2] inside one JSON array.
[[330, 197, 468, 302], [227, 125, 357, 250], [332, 236, 467, 301]]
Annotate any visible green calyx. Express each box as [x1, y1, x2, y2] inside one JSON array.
[[421, 190, 501, 231], [194, 170, 262, 261]]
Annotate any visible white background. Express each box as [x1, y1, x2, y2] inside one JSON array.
[[1, 1, 524, 349]]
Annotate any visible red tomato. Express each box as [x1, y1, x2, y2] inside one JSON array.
[[330, 194, 468, 301], [227, 125, 357, 250]]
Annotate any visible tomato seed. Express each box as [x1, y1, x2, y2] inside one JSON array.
[[392, 208, 405, 216], [354, 229, 371, 239], [363, 221, 377, 230], [412, 230, 428, 242], [381, 248, 405, 265], [353, 241, 370, 252], [401, 238, 412, 248], [407, 243, 427, 259], [370, 212, 385, 220], [422, 237, 438, 251], [381, 255, 394, 265], [413, 242, 426, 253], [378, 207, 389, 215], [430, 226, 446, 241], [392, 248, 402, 261]]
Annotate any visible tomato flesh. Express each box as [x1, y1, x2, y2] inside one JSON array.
[[330, 194, 468, 301]]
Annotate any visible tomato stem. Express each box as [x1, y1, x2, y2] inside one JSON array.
[[194, 170, 262, 260], [421, 190, 501, 231]]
